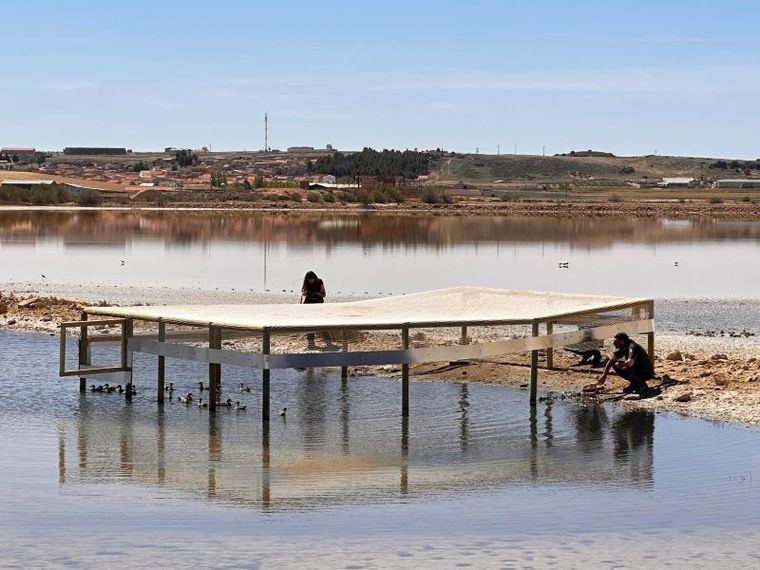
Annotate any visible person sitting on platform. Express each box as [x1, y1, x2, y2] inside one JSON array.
[[596, 332, 655, 395], [301, 270, 338, 351]]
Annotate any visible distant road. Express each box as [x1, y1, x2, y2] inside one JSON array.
[[0, 170, 128, 192]]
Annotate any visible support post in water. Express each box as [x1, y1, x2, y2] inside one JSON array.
[[460, 325, 468, 345], [157, 319, 165, 405], [208, 324, 221, 411], [401, 323, 410, 417], [545, 321, 554, 370], [262, 327, 271, 422], [78, 311, 89, 392], [122, 318, 134, 400], [341, 330, 348, 380], [646, 301, 655, 360], [530, 320, 539, 405]]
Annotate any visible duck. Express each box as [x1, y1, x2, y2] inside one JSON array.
[[234, 401, 247, 411], [127, 385, 137, 395], [179, 393, 194, 404], [164, 382, 174, 392], [116, 384, 124, 394], [198, 381, 209, 392], [239, 382, 251, 393], [90, 384, 100, 393], [278, 407, 287, 417], [219, 398, 233, 408], [197, 398, 208, 409]]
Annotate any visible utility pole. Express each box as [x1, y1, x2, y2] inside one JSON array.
[[542, 145, 546, 157], [497, 144, 500, 156], [264, 113, 268, 151], [514, 144, 517, 156]]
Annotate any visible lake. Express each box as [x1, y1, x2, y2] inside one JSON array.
[[2, 209, 760, 567], [1, 209, 759, 298], [2, 330, 760, 567]]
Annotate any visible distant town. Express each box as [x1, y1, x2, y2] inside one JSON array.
[[1, 143, 759, 207]]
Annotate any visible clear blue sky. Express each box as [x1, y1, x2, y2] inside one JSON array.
[[3, 0, 759, 157]]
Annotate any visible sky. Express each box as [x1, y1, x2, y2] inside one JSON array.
[[3, 0, 760, 158]]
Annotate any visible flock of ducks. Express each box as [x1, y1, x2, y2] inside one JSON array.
[[92, 380, 287, 416], [90, 383, 136, 395]]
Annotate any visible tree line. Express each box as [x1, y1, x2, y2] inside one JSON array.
[[311, 148, 434, 178]]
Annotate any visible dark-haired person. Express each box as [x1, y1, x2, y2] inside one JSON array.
[[596, 332, 655, 395], [301, 271, 337, 350]]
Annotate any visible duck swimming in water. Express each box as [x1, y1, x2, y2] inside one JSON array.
[[179, 393, 194, 404], [234, 401, 247, 411]]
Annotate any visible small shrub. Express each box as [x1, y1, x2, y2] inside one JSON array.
[[323, 192, 335, 203], [76, 189, 103, 206], [306, 191, 322, 203], [608, 194, 623, 202], [709, 197, 724, 204], [422, 187, 453, 204], [742, 195, 751, 203]]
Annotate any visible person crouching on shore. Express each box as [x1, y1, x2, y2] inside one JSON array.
[[596, 332, 655, 395]]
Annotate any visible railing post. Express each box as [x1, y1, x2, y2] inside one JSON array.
[[545, 321, 554, 370], [530, 320, 539, 406], [341, 330, 348, 380], [262, 327, 271, 422], [208, 324, 221, 411], [401, 324, 410, 417], [78, 311, 89, 392], [123, 318, 134, 400], [646, 301, 655, 360], [157, 319, 165, 405]]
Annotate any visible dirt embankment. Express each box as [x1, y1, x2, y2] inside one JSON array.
[[120, 199, 760, 220], [1, 293, 758, 425]]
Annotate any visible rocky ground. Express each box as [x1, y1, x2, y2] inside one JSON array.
[[1, 289, 758, 425], [132, 198, 760, 220]]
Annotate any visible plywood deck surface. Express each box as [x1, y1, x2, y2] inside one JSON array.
[[86, 287, 649, 331]]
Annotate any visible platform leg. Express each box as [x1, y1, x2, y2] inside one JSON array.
[[122, 319, 134, 401], [157, 320, 165, 404], [208, 325, 221, 411], [401, 324, 410, 417], [545, 321, 554, 370], [78, 311, 89, 392], [530, 320, 539, 406], [262, 327, 271, 422]]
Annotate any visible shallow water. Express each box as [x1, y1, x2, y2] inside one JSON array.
[[1, 209, 759, 298], [2, 330, 760, 567]]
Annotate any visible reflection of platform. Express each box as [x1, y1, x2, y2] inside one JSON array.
[[57, 387, 655, 512]]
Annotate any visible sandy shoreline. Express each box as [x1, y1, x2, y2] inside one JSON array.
[[1, 281, 758, 426], [2, 198, 760, 219]]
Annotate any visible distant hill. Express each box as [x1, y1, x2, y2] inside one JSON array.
[[436, 153, 760, 183]]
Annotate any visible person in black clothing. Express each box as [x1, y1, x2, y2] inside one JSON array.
[[301, 271, 336, 350], [596, 332, 655, 394], [302, 271, 326, 304]]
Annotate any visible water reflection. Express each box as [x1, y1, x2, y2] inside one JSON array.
[[1, 210, 758, 298], [1, 210, 759, 249], [56, 378, 656, 511]]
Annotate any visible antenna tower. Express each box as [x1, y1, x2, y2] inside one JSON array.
[[264, 113, 268, 151]]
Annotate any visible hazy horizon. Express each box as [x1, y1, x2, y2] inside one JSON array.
[[3, 1, 760, 159]]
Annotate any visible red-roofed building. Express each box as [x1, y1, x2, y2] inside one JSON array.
[[1, 147, 36, 161]]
